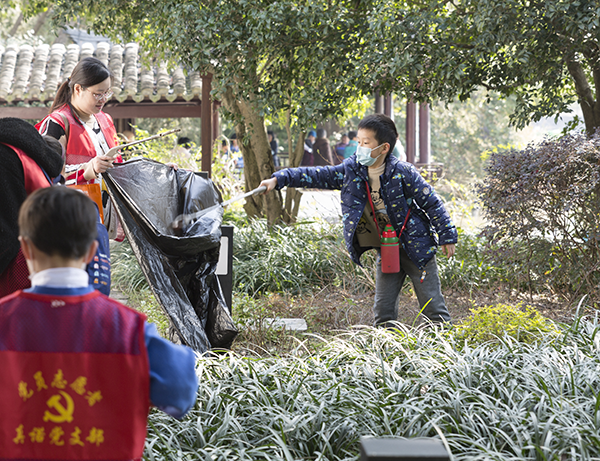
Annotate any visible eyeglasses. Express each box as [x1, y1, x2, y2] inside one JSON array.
[[85, 88, 113, 101]]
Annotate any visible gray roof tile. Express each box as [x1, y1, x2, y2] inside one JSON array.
[[0, 41, 202, 105]]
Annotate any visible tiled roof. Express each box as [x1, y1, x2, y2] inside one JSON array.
[[0, 41, 203, 105]]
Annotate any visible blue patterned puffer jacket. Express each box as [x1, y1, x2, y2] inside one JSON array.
[[273, 154, 458, 269]]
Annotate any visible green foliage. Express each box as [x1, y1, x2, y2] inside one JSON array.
[[110, 240, 148, 293], [43, 0, 369, 129], [476, 132, 600, 298], [437, 229, 508, 293], [453, 303, 560, 346], [429, 91, 520, 182], [145, 316, 600, 459], [233, 219, 375, 295], [110, 241, 169, 337]]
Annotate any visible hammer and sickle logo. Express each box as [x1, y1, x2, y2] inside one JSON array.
[[43, 391, 74, 423]]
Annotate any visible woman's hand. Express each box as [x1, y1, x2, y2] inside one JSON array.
[[83, 155, 114, 180], [259, 177, 278, 193]]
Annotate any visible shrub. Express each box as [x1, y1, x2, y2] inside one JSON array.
[[476, 133, 600, 299], [452, 303, 559, 346]]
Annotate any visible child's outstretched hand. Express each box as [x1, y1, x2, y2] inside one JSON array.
[[441, 244, 455, 258], [259, 177, 278, 193]]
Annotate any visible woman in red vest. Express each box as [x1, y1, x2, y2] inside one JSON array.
[[37, 57, 123, 295], [37, 57, 122, 184]]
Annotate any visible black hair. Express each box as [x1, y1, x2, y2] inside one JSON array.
[[316, 128, 327, 138], [19, 187, 98, 260], [50, 57, 113, 114], [348, 131, 357, 139], [178, 136, 192, 149], [357, 114, 397, 152]]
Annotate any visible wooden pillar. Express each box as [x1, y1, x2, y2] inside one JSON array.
[[405, 101, 417, 165], [384, 93, 393, 119], [374, 91, 384, 114], [201, 73, 213, 177], [419, 102, 430, 164]]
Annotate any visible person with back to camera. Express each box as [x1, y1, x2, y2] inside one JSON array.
[[0, 186, 198, 460], [301, 130, 317, 166], [345, 130, 358, 159], [312, 128, 336, 166], [259, 114, 458, 327], [0, 118, 64, 298]]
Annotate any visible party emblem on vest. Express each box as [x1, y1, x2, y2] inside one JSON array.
[[13, 369, 105, 448]]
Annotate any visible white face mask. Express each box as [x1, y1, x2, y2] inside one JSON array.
[[356, 144, 385, 166]]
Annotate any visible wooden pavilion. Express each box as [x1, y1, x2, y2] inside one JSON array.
[[0, 41, 218, 175]]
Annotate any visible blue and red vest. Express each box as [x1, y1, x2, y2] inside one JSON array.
[[0, 290, 150, 460]]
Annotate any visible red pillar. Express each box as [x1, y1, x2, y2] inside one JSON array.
[[384, 93, 393, 120], [201, 73, 213, 177], [405, 101, 417, 165]]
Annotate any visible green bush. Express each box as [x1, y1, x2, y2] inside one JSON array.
[[476, 133, 600, 298], [452, 303, 559, 346]]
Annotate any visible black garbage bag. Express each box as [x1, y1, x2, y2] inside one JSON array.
[[103, 158, 238, 353]]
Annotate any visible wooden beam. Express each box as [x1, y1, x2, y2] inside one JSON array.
[[104, 101, 201, 119], [0, 106, 51, 120]]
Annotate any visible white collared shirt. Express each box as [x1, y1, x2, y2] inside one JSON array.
[[30, 267, 89, 288]]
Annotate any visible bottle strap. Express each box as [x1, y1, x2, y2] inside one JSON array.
[[364, 180, 411, 238]]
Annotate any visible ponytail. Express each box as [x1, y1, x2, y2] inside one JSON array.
[[49, 78, 72, 113]]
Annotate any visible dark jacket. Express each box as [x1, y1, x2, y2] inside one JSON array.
[[0, 118, 63, 274], [312, 137, 335, 166], [273, 154, 458, 269]]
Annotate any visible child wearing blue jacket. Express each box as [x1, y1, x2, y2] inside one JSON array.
[[260, 114, 458, 326]]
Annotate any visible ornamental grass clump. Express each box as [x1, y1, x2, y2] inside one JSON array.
[[233, 219, 375, 295], [452, 303, 559, 346], [144, 317, 600, 459]]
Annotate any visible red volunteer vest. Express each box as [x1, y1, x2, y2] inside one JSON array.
[[0, 144, 53, 297], [36, 105, 122, 184], [0, 290, 150, 460]]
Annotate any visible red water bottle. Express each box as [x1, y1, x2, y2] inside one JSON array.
[[380, 224, 400, 273]]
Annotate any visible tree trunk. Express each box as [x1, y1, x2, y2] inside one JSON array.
[[282, 133, 306, 224], [567, 58, 600, 135], [221, 87, 284, 224]]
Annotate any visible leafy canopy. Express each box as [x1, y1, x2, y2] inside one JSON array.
[[364, 0, 600, 130], [41, 0, 373, 128]]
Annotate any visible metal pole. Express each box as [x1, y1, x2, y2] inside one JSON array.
[[419, 102, 430, 165], [375, 91, 384, 114], [201, 73, 213, 177]]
